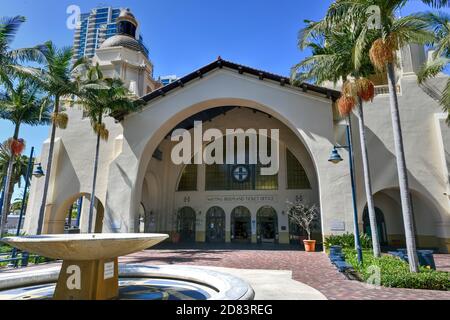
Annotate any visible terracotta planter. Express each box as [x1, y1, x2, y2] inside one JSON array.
[[172, 233, 180, 243], [303, 240, 316, 252]]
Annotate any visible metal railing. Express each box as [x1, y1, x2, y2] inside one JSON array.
[[0, 251, 47, 269], [374, 85, 401, 96]]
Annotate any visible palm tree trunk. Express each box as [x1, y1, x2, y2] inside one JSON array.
[[355, 98, 381, 257], [0, 124, 20, 237], [386, 62, 419, 273], [36, 95, 59, 235], [88, 128, 101, 233]]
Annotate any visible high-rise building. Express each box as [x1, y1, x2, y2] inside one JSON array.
[[159, 75, 179, 86], [72, 6, 149, 61]]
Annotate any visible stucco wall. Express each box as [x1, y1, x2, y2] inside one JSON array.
[[23, 64, 450, 251]]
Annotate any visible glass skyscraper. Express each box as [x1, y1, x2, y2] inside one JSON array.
[[72, 6, 149, 61]]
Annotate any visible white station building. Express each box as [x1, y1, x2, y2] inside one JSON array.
[[24, 9, 450, 252]]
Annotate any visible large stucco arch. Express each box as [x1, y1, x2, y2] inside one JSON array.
[[364, 186, 448, 251], [104, 69, 351, 237], [46, 192, 104, 234], [357, 180, 450, 232]]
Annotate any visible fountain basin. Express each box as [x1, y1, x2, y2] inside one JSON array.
[[1, 234, 168, 261], [1, 233, 170, 300], [0, 265, 255, 300]]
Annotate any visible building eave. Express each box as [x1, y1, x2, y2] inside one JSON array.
[[112, 57, 341, 122]]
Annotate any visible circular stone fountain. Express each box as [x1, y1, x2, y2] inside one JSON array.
[[0, 234, 254, 300]]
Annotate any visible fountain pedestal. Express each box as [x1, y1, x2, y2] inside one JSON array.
[[1, 234, 168, 300], [55, 258, 119, 300]]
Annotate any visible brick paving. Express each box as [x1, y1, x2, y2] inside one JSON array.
[[120, 244, 450, 300], [1, 244, 449, 300]]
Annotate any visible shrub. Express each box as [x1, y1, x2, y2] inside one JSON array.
[[0, 244, 11, 254], [324, 233, 372, 250], [344, 249, 450, 291]]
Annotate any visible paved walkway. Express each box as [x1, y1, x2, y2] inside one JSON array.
[[193, 266, 327, 300], [120, 245, 450, 300], [1, 245, 449, 300]]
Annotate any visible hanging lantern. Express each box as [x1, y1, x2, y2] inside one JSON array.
[[369, 37, 397, 71], [52, 112, 69, 129], [8, 138, 26, 156], [356, 78, 375, 102], [337, 96, 356, 116]]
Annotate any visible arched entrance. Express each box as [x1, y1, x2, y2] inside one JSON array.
[[54, 193, 104, 234], [126, 92, 327, 236], [370, 188, 443, 250], [363, 207, 388, 246], [178, 207, 196, 242], [206, 206, 225, 243], [257, 206, 278, 243], [231, 206, 251, 243]]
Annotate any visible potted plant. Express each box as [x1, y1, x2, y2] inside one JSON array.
[[171, 231, 180, 244], [287, 201, 319, 252]]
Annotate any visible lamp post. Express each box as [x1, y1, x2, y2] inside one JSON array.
[[0, 177, 5, 221], [11, 147, 45, 262], [328, 117, 363, 264]]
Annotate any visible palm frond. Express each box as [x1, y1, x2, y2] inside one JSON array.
[[0, 16, 25, 47], [418, 57, 449, 82], [441, 79, 450, 124], [420, 0, 449, 8]]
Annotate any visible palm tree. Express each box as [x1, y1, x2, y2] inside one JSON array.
[[0, 142, 31, 236], [77, 66, 141, 232], [0, 144, 29, 186], [0, 16, 45, 86], [324, 0, 438, 272], [418, 11, 450, 123], [0, 79, 51, 236], [292, 22, 383, 257], [34, 42, 85, 235]]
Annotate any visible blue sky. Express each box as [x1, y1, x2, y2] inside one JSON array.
[[0, 0, 446, 197]]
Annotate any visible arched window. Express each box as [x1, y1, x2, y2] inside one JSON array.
[[286, 149, 311, 189], [205, 137, 278, 191], [177, 164, 197, 191]]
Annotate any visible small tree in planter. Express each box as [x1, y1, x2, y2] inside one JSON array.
[[287, 201, 320, 252]]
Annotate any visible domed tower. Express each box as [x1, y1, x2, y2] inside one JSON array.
[[117, 8, 138, 38], [94, 8, 159, 97]]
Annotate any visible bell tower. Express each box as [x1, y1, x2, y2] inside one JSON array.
[[94, 8, 159, 97]]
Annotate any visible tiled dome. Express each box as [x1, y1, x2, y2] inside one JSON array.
[[100, 35, 148, 57]]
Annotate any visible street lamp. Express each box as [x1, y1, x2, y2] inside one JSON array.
[[328, 148, 344, 164], [11, 147, 45, 263], [33, 163, 45, 178], [328, 117, 363, 264]]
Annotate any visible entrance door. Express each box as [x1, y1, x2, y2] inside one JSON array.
[[231, 206, 251, 243], [206, 207, 225, 243], [363, 207, 388, 246], [179, 207, 196, 242], [257, 207, 278, 243]]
